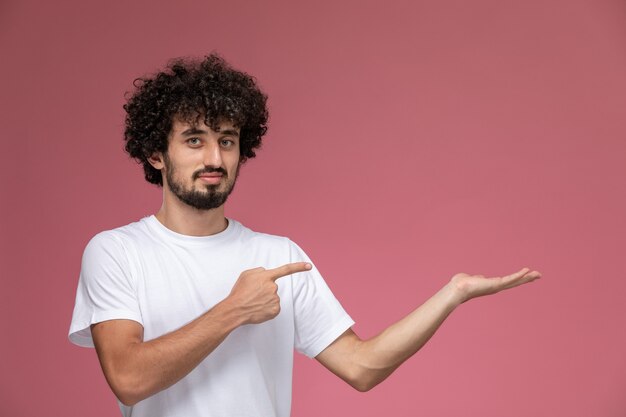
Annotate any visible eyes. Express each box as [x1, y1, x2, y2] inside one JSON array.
[[219, 139, 236, 148], [186, 137, 237, 149]]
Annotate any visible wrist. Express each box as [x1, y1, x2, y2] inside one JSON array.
[[210, 297, 248, 331], [440, 281, 466, 309]]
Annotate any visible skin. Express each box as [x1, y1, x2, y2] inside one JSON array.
[[91, 117, 542, 406]]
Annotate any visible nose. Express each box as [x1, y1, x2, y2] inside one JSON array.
[[202, 140, 223, 168]]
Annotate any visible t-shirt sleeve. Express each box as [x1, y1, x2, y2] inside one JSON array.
[[288, 240, 354, 358], [68, 231, 143, 348]]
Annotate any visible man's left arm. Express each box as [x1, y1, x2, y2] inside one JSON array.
[[315, 267, 542, 392]]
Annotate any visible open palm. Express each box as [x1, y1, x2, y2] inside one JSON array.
[[450, 267, 542, 303]]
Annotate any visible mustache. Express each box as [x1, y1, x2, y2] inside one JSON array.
[[192, 167, 228, 180]]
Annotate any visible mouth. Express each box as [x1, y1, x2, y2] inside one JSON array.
[[197, 173, 223, 184], [194, 167, 227, 182]]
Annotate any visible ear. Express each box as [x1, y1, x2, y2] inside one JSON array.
[[148, 152, 165, 170]]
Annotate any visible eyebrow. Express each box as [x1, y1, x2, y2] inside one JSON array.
[[219, 129, 240, 137], [180, 127, 240, 137]]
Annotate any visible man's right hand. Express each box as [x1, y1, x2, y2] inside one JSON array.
[[224, 262, 312, 324], [91, 261, 311, 406]]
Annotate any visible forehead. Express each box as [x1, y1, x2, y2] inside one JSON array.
[[170, 117, 239, 136]]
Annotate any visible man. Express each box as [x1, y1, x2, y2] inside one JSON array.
[[69, 54, 542, 417]]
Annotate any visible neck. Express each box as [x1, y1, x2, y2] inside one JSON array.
[[155, 190, 228, 237]]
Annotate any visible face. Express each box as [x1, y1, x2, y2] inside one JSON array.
[[156, 118, 241, 210]]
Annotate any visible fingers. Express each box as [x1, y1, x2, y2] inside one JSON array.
[[499, 267, 542, 289], [502, 268, 529, 280], [503, 267, 541, 280], [266, 262, 312, 281], [513, 267, 542, 280]]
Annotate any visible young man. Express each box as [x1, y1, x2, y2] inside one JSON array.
[[68, 54, 542, 417]]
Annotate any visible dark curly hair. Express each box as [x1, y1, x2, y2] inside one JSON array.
[[123, 53, 268, 185]]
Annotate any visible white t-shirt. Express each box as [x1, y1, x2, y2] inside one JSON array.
[[68, 216, 354, 417]]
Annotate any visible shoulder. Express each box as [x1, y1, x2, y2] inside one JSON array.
[[82, 217, 153, 260], [233, 219, 292, 246], [232, 219, 307, 257]]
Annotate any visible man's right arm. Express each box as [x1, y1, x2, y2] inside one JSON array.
[[91, 262, 311, 406]]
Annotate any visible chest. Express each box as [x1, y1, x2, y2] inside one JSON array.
[[126, 241, 294, 339]]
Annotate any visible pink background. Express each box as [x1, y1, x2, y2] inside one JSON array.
[[1, 0, 625, 416]]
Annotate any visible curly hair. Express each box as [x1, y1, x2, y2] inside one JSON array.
[[123, 53, 269, 185]]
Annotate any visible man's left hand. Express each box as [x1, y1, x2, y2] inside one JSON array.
[[449, 267, 542, 304]]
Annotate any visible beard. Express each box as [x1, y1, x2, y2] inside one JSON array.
[[164, 154, 239, 210]]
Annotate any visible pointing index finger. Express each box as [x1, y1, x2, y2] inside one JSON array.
[[267, 262, 312, 281]]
